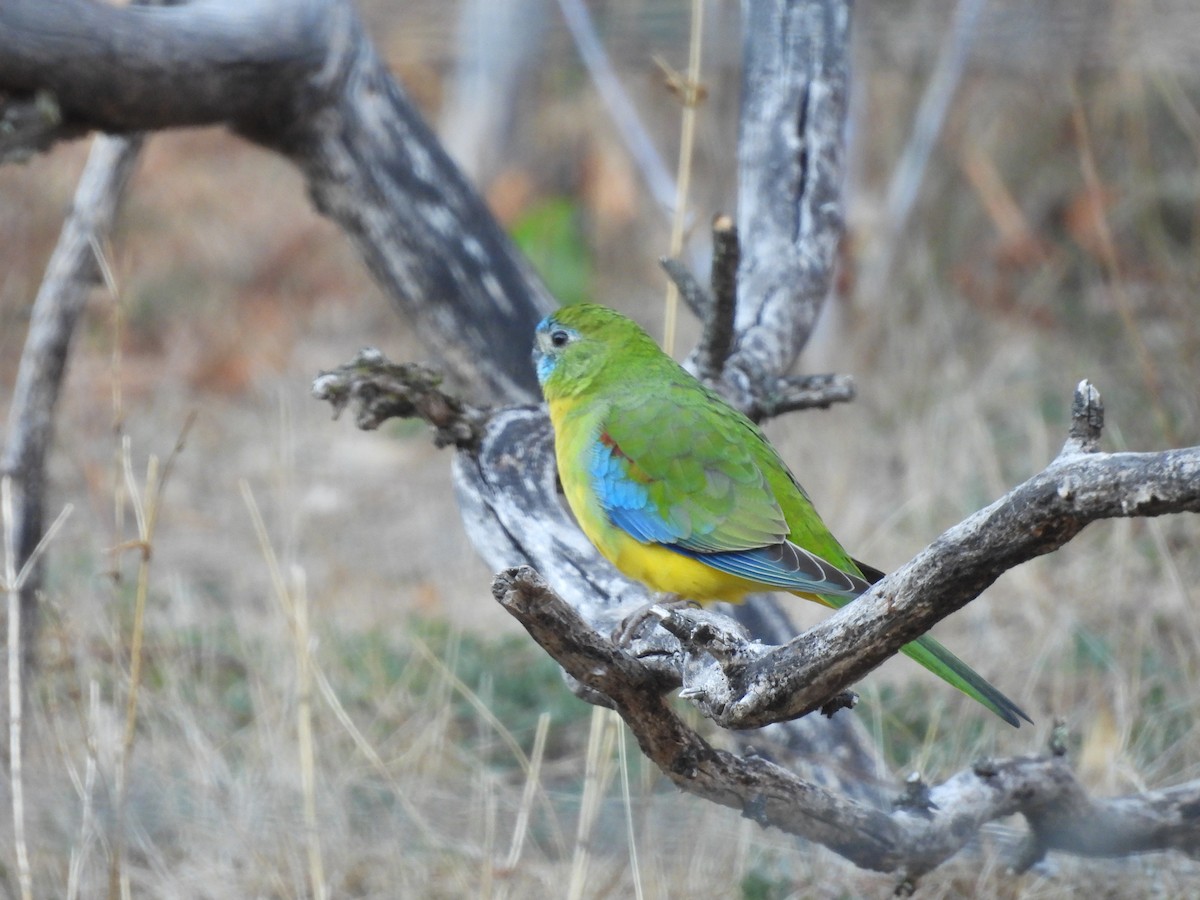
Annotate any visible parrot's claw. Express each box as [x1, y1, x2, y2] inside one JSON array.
[[612, 594, 700, 646]]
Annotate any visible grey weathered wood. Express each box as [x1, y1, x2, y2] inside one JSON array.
[[280, 11, 554, 402], [728, 0, 851, 403], [484, 379, 1200, 874], [314, 352, 883, 800]]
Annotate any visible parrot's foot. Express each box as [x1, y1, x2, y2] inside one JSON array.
[[612, 594, 700, 646]]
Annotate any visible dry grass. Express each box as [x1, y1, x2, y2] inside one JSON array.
[[2, 2, 1200, 896]]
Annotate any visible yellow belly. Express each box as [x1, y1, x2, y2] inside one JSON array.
[[596, 529, 758, 602]]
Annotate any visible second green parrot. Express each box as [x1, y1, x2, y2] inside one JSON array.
[[533, 303, 1028, 727]]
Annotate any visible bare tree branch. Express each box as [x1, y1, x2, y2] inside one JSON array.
[[8, 0, 1199, 882], [312, 349, 488, 448], [444, 400, 884, 801], [659, 258, 712, 326], [0, 134, 143, 673], [0, 0, 327, 138], [747, 372, 857, 418], [493, 564, 1200, 881], [476, 377, 1200, 877], [309, 347, 1200, 877], [727, 0, 851, 407], [698, 214, 740, 382]]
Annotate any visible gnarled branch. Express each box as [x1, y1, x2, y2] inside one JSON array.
[[467, 380, 1200, 738], [494, 565, 1200, 880]]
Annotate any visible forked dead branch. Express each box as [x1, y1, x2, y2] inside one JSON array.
[[314, 345, 1200, 882]]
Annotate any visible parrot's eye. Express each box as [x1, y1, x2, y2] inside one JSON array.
[[550, 328, 571, 348]]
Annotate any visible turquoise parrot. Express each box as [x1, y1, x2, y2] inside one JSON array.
[[532, 303, 1029, 727]]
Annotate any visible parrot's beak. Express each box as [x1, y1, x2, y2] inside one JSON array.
[[532, 327, 554, 361]]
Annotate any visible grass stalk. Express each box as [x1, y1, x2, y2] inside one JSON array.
[[616, 718, 644, 900], [107, 416, 190, 900], [501, 711, 550, 879], [480, 771, 497, 898], [240, 479, 443, 853], [662, 0, 705, 357], [567, 706, 619, 900], [240, 482, 327, 900], [406, 636, 569, 858], [293, 570, 327, 900], [66, 680, 101, 900], [2, 477, 32, 900]]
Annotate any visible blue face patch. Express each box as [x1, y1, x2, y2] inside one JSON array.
[[535, 348, 556, 384], [532, 316, 579, 385]]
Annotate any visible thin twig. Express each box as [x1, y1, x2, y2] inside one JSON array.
[[2, 477, 32, 900], [0, 133, 142, 678], [695, 214, 739, 381], [311, 349, 488, 448], [658, 258, 711, 322], [1, 478, 73, 900], [750, 373, 857, 420]]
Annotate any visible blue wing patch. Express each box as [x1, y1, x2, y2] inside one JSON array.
[[590, 436, 683, 544]]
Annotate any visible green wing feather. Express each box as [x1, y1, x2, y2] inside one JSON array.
[[600, 381, 790, 552]]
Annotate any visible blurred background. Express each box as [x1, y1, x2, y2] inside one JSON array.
[[2, 0, 1199, 895]]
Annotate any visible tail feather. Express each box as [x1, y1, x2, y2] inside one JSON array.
[[811, 588, 1031, 727], [901, 633, 1031, 727]]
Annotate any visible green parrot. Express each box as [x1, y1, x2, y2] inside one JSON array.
[[532, 302, 1029, 727]]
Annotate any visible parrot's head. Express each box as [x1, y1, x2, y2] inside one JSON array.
[[533, 303, 661, 399]]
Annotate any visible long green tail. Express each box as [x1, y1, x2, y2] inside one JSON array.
[[897, 632, 1030, 727], [815, 584, 1030, 727]]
